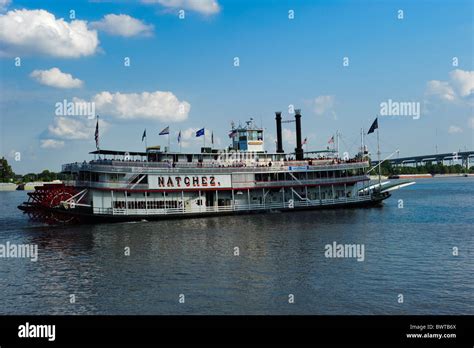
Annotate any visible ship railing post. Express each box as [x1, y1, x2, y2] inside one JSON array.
[[216, 190, 218, 212], [282, 187, 285, 209], [125, 190, 128, 215], [319, 185, 322, 205], [199, 190, 202, 213], [181, 190, 184, 213], [144, 190, 148, 215], [247, 189, 250, 211], [111, 190, 114, 215], [164, 191, 167, 214], [231, 189, 235, 211]]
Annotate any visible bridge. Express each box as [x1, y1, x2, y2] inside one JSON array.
[[371, 151, 474, 169]]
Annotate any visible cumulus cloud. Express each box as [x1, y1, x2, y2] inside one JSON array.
[[0, 9, 99, 57], [142, 0, 220, 15], [48, 116, 108, 140], [448, 125, 463, 134], [90, 14, 154, 37], [89, 90, 190, 122], [450, 69, 474, 98], [40, 139, 65, 149], [311, 95, 335, 116], [30, 68, 83, 89], [426, 69, 473, 103], [426, 80, 456, 101]]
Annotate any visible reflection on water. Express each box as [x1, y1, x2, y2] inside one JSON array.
[[0, 178, 473, 314]]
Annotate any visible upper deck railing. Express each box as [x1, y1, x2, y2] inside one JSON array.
[[62, 159, 369, 174]]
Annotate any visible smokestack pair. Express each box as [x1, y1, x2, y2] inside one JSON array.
[[274, 109, 304, 160]]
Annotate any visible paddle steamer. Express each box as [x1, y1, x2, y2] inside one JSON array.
[[19, 110, 410, 223]]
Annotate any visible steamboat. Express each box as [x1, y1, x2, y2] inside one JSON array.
[[18, 110, 414, 224]]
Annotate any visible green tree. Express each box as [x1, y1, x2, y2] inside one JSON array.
[[0, 157, 15, 182]]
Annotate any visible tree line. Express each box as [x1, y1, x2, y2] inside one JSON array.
[[0, 157, 69, 183]]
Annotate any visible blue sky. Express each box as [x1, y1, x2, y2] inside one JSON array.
[[0, 0, 473, 174]]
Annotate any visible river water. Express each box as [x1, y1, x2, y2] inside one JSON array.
[[0, 178, 472, 314]]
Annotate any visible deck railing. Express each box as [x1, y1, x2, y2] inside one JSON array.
[[62, 160, 369, 175], [64, 175, 368, 190], [91, 195, 373, 216]]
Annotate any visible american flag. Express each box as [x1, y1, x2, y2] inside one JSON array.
[[159, 126, 170, 135], [328, 135, 334, 144], [302, 137, 307, 146]]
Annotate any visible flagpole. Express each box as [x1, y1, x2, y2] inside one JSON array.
[[168, 133, 170, 152], [376, 123, 381, 186], [204, 129, 206, 148]]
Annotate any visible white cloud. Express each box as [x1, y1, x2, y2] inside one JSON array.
[[311, 95, 335, 116], [448, 125, 463, 134], [90, 90, 190, 122], [142, 0, 220, 15], [426, 80, 456, 101], [450, 69, 474, 98], [0, 9, 99, 57], [90, 14, 153, 37], [40, 139, 65, 149], [48, 116, 108, 140], [425, 69, 473, 102], [30, 68, 83, 89], [0, 0, 11, 12]]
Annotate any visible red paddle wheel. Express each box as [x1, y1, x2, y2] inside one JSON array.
[[18, 183, 79, 224]]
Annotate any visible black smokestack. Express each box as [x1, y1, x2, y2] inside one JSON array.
[[294, 109, 304, 160], [275, 111, 284, 153]]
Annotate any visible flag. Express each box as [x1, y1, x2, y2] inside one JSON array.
[[159, 126, 170, 135], [211, 131, 214, 145], [177, 130, 181, 143], [142, 129, 146, 142], [228, 130, 237, 138], [328, 135, 334, 144], [196, 128, 205, 137], [94, 115, 99, 149], [302, 137, 307, 146], [367, 118, 378, 134]]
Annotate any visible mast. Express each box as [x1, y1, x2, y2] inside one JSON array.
[[376, 125, 381, 186]]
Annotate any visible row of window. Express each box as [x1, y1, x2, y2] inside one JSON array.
[[113, 201, 182, 210], [255, 169, 365, 182]]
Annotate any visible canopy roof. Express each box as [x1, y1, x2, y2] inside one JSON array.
[[89, 149, 147, 156]]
